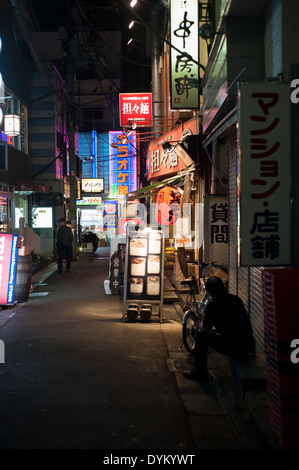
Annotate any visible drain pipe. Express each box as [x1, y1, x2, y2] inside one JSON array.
[[211, 138, 218, 195], [150, 2, 164, 138]]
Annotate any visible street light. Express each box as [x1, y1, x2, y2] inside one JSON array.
[[129, 0, 156, 7], [128, 19, 145, 29]]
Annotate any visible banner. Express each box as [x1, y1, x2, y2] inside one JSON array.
[[238, 83, 291, 266], [170, 0, 199, 109]]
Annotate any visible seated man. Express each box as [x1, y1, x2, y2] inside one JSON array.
[[183, 276, 256, 382]]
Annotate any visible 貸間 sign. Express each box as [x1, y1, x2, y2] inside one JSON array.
[[203, 196, 228, 267], [0, 233, 18, 305], [238, 83, 291, 266]]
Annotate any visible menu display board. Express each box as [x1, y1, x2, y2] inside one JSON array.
[[123, 226, 164, 321], [127, 230, 162, 300]]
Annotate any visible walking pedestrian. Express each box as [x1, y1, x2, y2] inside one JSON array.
[[56, 218, 74, 273]]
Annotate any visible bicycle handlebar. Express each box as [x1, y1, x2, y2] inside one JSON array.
[[187, 260, 222, 268]]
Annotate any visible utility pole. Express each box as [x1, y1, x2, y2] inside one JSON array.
[[66, 41, 78, 261]]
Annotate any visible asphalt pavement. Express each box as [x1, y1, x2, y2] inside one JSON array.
[[0, 247, 277, 454]]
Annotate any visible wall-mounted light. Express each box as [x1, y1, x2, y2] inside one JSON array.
[[4, 114, 20, 136], [199, 23, 215, 40]]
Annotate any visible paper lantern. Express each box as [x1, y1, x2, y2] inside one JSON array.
[[155, 186, 181, 226], [4, 114, 20, 136]]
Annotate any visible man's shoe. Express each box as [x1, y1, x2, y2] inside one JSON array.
[[56, 270, 62, 273], [182, 369, 209, 382]]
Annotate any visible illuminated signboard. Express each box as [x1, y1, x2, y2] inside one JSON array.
[[0, 233, 18, 305], [109, 131, 137, 197], [32, 207, 53, 228], [170, 0, 199, 109], [76, 197, 103, 206], [119, 93, 152, 127], [82, 178, 104, 193], [103, 200, 118, 229]]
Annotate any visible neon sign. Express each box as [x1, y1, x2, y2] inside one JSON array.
[[119, 93, 152, 127], [109, 131, 137, 197], [0, 233, 18, 305]]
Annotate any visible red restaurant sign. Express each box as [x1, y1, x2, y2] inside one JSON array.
[[119, 93, 153, 127], [147, 117, 198, 180]]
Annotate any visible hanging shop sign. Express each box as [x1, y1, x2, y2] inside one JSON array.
[[109, 131, 137, 197], [103, 200, 118, 229], [155, 186, 182, 226], [119, 93, 152, 127], [238, 83, 291, 266], [203, 196, 228, 267], [170, 0, 199, 110], [0, 233, 18, 305], [82, 178, 104, 193], [147, 117, 198, 180]]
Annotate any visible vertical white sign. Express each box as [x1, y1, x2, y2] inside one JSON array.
[[238, 83, 291, 266], [170, 0, 199, 110]]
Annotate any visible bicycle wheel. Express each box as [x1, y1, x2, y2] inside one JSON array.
[[182, 310, 198, 354]]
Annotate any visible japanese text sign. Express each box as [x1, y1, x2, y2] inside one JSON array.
[[119, 93, 152, 127], [82, 178, 104, 193], [0, 233, 18, 305], [147, 118, 198, 180], [109, 131, 137, 197], [109, 252, 122, 294], [103, 200, 118, 229], [203, 196, 228, 267], [170, 0, 199, 110], [238, 83, 291, 266]]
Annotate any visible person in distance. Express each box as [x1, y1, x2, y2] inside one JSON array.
[[56, 217, 74, 273]]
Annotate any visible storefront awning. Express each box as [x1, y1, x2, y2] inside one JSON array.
[[126, 171, 190, 200], [14, 179, 50, 195]]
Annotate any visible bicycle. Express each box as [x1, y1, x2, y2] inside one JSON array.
[[180, 261, 228, 354]]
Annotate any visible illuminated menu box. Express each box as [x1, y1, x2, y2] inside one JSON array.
[[0, 233, 18, 305]]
